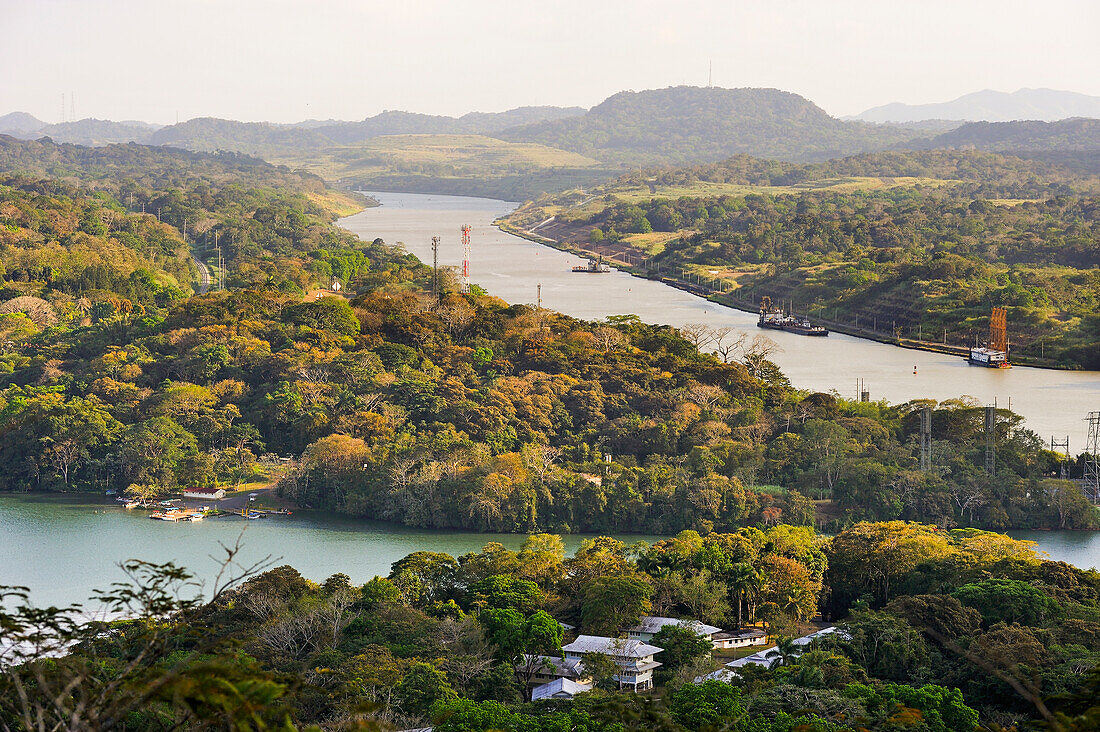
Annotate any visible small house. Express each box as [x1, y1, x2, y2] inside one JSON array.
[[622, 616, 722, 644], [562, 635, 663, 691], [712, 628, 768, 650], [183, 487, 226, 500]]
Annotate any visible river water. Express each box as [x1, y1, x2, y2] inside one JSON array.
[[0, 494, 661, 608], [340, 191, 1100, 450], [0, 494, 1095, 610]]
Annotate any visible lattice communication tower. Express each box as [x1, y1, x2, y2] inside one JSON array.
[[1085, 412, 1100, 502], [461, 225, 471, 294]]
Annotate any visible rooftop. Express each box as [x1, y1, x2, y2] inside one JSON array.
[[531, 677, 592, 701], [713, 628, 766, 640], [563, 635, 663, 659], [623, 615, 722, 637], [522, 654, 585, 678]]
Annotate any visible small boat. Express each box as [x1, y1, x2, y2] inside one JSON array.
[[572, 256, 610, 273], [245, 511, 265, 520], [105, 489, 117, 496]]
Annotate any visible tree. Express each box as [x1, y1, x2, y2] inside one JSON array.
[[581, 575, 652, 635], [650, 625, 713, 683], [478, 608, 563, 696], [827, 521, 954, 612], [389, 551, 459, 607], [837, 609, 931, 682], [670, 680, 746, 730], [764, 635, 803, 669], [394, 662, 458, 719], [579, 651, 620, 691], [952, 578, 1062, 627], [467, 574, 541, 613]]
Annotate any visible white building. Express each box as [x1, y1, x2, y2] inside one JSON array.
[[182, 487, 225, 500], [562, 635, 663, 691], [711, 628, 768, 650], [622, 616, 722, 644], [531, 677, 592, 701]]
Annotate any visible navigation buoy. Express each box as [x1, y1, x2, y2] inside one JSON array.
[[913, 366, 917, 374]]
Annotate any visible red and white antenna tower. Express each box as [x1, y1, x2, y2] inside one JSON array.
[[460, 224, 471, 294]]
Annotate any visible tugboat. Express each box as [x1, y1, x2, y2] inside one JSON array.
[[757, 296, 828, 336], [968, 307, 1011, 368], [572, 255, 611, 273]]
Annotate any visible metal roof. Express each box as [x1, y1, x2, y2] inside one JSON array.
[[531, 677, 592, 701], [623, 615, 722, 637], [563, 635, 663, 658]]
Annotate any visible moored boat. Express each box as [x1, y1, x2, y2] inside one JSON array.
[[572, 256, 610, 273], [756, 296, 828, 336]]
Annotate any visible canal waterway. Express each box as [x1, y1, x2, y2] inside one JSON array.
[[340, 191, 1100, 450], [1, 494, 1097, 610], [0, 493, 661, 608]]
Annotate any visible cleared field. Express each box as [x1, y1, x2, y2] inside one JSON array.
[[271, 134, 600, 181]]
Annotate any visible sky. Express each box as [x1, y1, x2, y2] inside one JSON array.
[[2, 0, 1098, 125]]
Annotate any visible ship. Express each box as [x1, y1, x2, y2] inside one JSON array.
[[572, 256, 610, 273], [757, 296, 828, 336], [968, 307, 1011, 368]]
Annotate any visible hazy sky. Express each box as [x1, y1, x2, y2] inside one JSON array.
[[3, 0, 1098, 124]]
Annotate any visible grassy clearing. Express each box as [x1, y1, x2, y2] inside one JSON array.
[[272, 134, 600, 182]]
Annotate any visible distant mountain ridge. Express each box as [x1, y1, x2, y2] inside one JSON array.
[[899, 118, 1100, 151], [315, 106, 586, 144], [492, 86, 922, 164], [853, 88, 1100, 123], [0, 111, 46, 135], [0, 106, 585, 151]]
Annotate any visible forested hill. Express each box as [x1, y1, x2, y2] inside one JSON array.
[[314, 106, 587, 144], [903, 117, 1100, 153], [0, 135, 365, 317], [1, 106, 584, 153], [491, 86, 923, 165]]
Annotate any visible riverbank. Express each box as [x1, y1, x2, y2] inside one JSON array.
[[495, 219, 1059, 369]]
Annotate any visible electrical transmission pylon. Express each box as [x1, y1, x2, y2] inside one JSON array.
[[1051, 436, 1070, 480], [984, 406, 997, 477], [1085, 412, 1100, 503], [431, 236, 441, 302], [460, 225, 471, 294], [920, 407, 932, 472]]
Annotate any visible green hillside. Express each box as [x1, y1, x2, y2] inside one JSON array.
[[493, 86, 924, 165]]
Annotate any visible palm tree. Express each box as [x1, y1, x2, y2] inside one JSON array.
[[728, 562, 760, 627], [764, 635, 802, 669]]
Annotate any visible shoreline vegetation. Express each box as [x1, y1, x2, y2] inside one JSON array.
[[5, 522, 1100, 729]]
